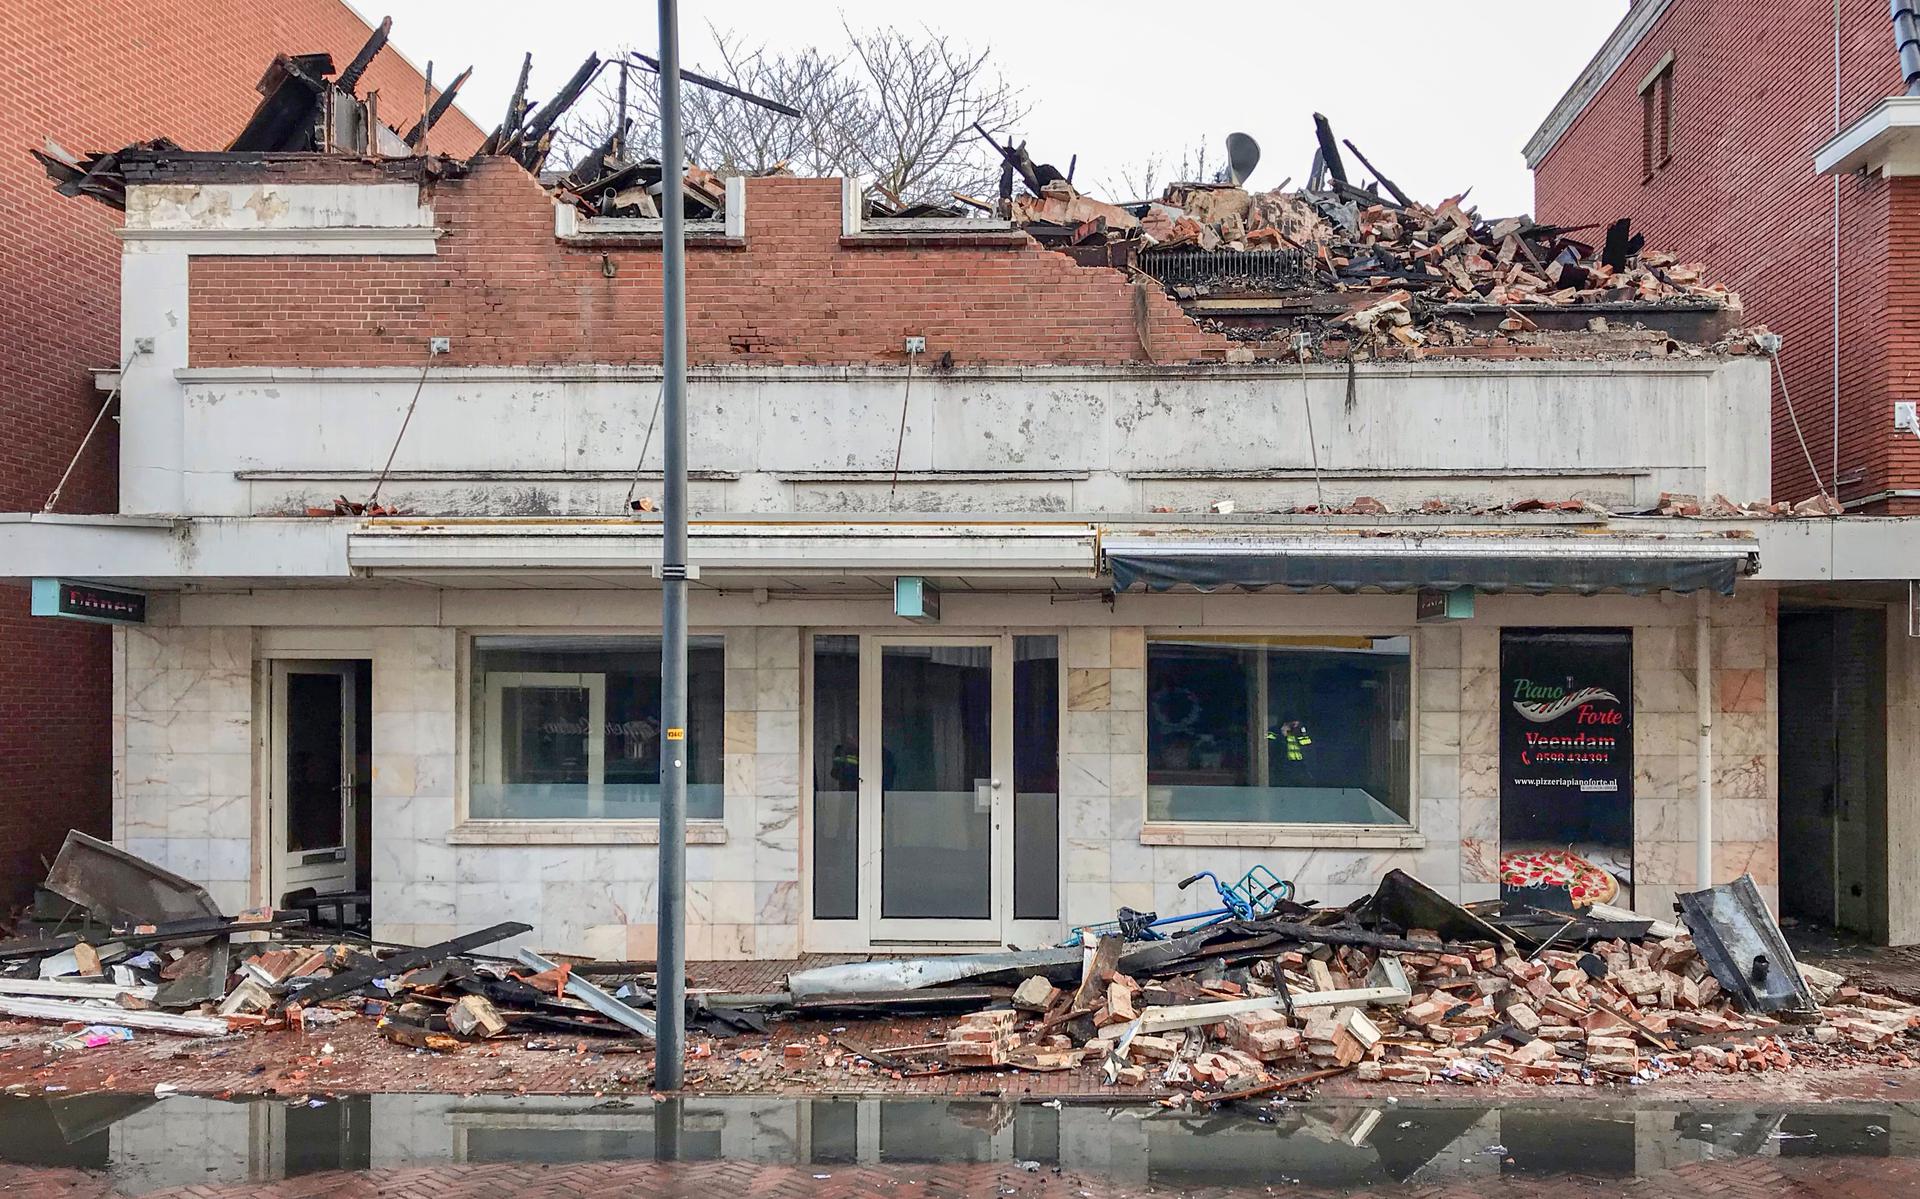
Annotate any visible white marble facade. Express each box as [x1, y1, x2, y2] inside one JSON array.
[[112, 591, 1778, 958]]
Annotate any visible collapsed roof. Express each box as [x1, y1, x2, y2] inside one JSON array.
[[999, 114, 1740, 358]]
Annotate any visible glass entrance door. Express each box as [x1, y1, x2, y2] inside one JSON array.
[[866, 637, 1012, 942], [272, 660, 359, 901]]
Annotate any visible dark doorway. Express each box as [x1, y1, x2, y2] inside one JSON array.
[[1778, 609, 1886, 939]]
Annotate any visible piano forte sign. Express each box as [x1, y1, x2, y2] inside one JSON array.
[[1498, 629, 1634, 909]]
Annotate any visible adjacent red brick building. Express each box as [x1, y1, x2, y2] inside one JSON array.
[[1527, 0, 1913, 511], [0, 3, 481, 905]]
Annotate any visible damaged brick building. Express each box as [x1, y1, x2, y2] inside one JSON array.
[[0, 1, 481, 909], [1528, 0, 1920, 947], [10, 28, 1920, 960]]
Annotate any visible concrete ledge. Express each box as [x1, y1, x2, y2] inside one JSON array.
[[1140, 822, 1426, 850], [446, 821, 728, 846]]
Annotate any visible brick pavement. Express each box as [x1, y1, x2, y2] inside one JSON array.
[[3, 1146, 1919, 1199]]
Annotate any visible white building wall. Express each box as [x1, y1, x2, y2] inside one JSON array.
[[113, 587, 1777, 957]]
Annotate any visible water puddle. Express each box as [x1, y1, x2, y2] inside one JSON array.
[[0, 1092, 1911, 1194]]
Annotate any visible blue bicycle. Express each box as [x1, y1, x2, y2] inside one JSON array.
[[1060, 865, 1295, 946]]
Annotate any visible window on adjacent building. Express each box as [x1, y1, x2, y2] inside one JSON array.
[[1145, 635, 1412, 826], [1640, 53, 1674, 181], [469, 635, 725, 821]]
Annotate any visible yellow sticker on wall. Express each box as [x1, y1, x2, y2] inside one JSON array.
[[665, 727, 685, 741]]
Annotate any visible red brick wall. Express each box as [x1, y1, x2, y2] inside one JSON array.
[[1532, 0, 1904, 509], [186, 165, 1232, 368], [0, 2, 480, 908]]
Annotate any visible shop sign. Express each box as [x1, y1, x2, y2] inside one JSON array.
[[1498, 628, 1633, 909], [893, 576, 941, 623], [1415, 588, 1475, 623], [30, 578, 146, 625]]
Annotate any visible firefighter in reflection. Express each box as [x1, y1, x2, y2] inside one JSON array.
[[1268, 719, 1314, 781]]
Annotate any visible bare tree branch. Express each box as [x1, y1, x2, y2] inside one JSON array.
[[551, 23, 1028, 206]]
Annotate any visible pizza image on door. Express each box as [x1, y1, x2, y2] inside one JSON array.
[[1499, 847, 1621, 908]]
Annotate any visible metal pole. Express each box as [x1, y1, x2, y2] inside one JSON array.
[[1695, 588, 1714, 889], [654, 0, 689, 1092]]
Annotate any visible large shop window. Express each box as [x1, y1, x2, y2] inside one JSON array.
[[1146, 635, 1412, 826], [469, 636, 725, 821]]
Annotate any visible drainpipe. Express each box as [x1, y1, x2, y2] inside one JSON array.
[[1695, 589, 1714, 889]]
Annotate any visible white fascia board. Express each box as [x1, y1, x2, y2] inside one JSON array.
[[1524, 0, 1676, 169], [1815, 97, 1920, 177], [0, 515, 351, 583], [1744, 517, 1920, 582], [348, 522, 1099, 577]]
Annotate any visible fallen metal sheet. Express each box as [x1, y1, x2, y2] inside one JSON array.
[[45, 831, 220, 924], [788, 948, 1083, 1002], [1677, 874, 1817, 1015], [1365, 869, 1515, 951], [785, 934, 1219, 1005], [43, 831, 231, 1010], [517, 948, 657, 1038], [789, 985, 1010, 1012]]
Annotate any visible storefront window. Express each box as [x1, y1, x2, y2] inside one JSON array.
[[469, 636, 725, 821], [1146, 635, 1412, 826]]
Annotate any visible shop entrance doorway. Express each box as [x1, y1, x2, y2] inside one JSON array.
[[806, 632, 1062, 951], [269, 659, 372, 931], [1777, 608, 1886, 939]]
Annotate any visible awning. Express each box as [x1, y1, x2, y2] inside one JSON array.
[[1103, 532, 1757, 596]]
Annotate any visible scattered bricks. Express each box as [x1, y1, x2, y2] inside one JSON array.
[[1474, 977, 1509, 998], [1106, 981, 1138, 1023], [1500, 956, 1547, 983], [1224, 1010, 1305, 1062], [1307, 958, 1337, 992], [783, 1044, 809, 1060], [1517, 1063, 1567, 1083], [1536, 1025, 1586, 1042], [1012, 976, 1059, 1012], [1551, 968, 1585, 991], [1472, 948, 1499, 971], [1813, 1024, 1839, 1044], [1379, 1063, 1432, 1084], [1697, 976, 1721, 1006], [448, 994, 509, 1039], [1426, 1025, 1458, 1046], [1540, 995, 1587, 1021], [1435, 954, 1473, 976], [1355, 1061, 1385, 1082], [1671, 1010, 1733, 1035], [1676, 975, 1704, 1010], [1114, 1064, 1148, 1086], [1509, 1038, 1562, 1064], [1401, 998, 1451, 1027], [1127, 1034, 1181, 1063], [1691, 1045, 1730, 1070], [1579, 1008, 1631, 1036], [1505, 1003, 1542, 1034]]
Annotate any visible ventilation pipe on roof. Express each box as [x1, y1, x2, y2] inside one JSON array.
[[1895, 0, 1920, 95]]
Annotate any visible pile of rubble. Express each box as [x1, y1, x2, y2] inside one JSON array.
[[1004, 115, 1739, 358], [0, 833, 659, 1051], [7, 834, 1912, 1103], [779, 871, 1920, 1102]]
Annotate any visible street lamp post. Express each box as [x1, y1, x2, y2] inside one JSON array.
[[653, 0, 690, 1093]]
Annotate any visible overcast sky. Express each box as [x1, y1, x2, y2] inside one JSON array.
[[351, 1, 1627, 217]]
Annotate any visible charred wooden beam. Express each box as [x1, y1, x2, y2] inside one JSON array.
[[336, 15, 392, 94], [1312, 113, 1348, 186], [406, 64, 473, 147]]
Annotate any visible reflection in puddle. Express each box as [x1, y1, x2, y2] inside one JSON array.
[[0, 1092, 1911, 1194]]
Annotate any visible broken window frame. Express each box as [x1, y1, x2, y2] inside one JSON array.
[[1639, 52, 1676, 182], [1141, 631, 1416, 832], [461, 633, 728, 825]]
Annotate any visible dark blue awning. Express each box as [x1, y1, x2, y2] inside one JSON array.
[[1103, 533, 1756, 596]]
